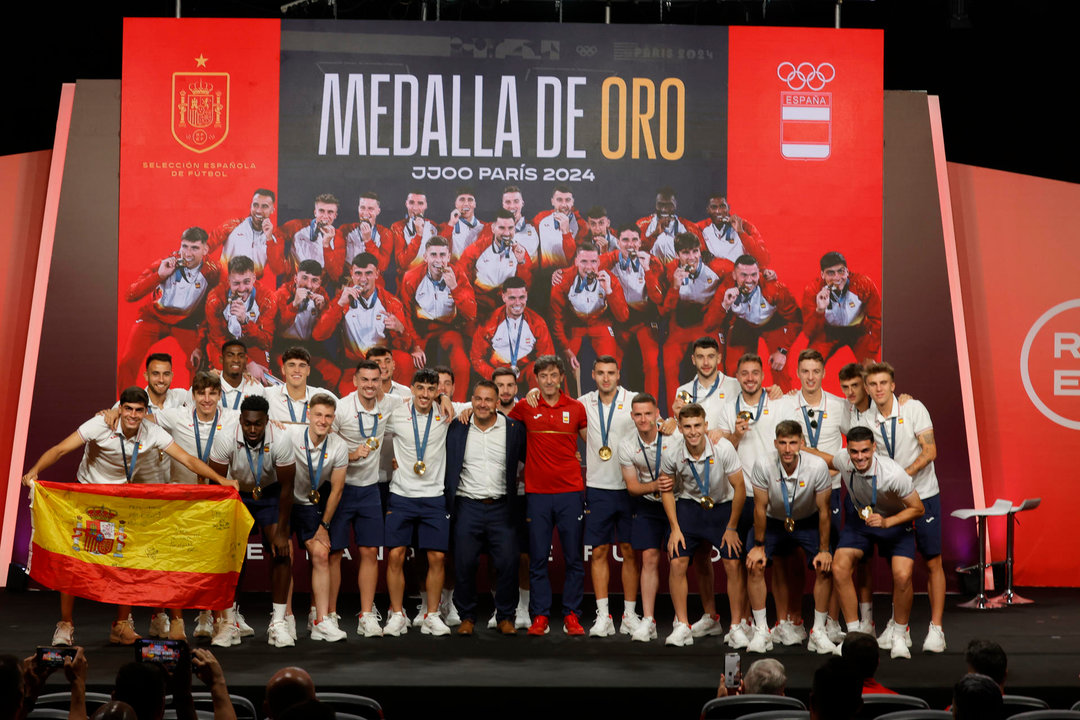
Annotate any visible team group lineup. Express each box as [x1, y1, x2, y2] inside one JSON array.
[[23, 183, 944, 660]]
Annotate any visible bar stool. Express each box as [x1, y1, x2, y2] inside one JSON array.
[[989, 497, 1040, 606], [951, 499, 1013, 609]]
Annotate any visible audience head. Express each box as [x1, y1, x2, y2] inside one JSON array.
[[809, 657, 862, 720], [112, 661, 167, 720], [265, 666, 316, 719], [743, 658, 786, 695], [952, 673, 1004, 720], [0, 655, 24, 720], [840, 631, 881, 682], [92, 701, 139, 720], [965, 639, 1008, 691]]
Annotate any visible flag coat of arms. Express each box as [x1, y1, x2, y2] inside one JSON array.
[[28, 482, 253, 610]]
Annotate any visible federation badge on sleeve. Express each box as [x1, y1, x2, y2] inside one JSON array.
[[562, 411, 570, 424]]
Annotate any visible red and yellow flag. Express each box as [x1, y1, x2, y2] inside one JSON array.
[[29, 482, 253, 610]]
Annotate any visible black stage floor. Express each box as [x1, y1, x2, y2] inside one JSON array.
[[3, 589, 1079, 718]]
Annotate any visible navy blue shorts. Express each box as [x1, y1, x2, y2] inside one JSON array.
[[631, 499, 669, 551], [242, 494, 281, 530], [830, 486, 844, 542], [913, 494, 942, 558], [746, 516, 823, 567], [291, 503, 323, 544], [384, 493, 450, 552], [837, 498, 915, 560], [673, 499, 738, 560], [330, 484, 384, 551], [584, 487, 634, 547]]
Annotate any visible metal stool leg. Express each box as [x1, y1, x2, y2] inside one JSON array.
[[959, 515, 1000, 609], [990, 511, 1033, 606]]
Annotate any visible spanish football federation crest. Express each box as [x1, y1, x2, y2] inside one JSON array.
[[72, 505, 128, 558], [172, 63, 229, 153], [777, 61, 834, 160]]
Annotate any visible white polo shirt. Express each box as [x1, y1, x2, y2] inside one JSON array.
[[75, 417, 174, 485], [580, 386, 637, 491], [674, 373, 739, 429], [265, 385, 338, 424], [718, 392, 779, 495], [387, 403, 450, 498], [660, 436, 742, 505], [834, 450, 915, 517], [209, 423, 294, 492], [458, 414, 509, 500], [218, 376, 265, 411], [839, 400, 875, 435], [154, 407, 239, 484], [333, 392, 405, 488], [872, 395, 938, 500], [378, 381, 412, 484], [618, 429, 681, 504], [113, 389, 190, 484], [750, 450, 831, 521], [773, 390, 845, 489], [288, 426, 349, 506], [701, 222, 746, 264]]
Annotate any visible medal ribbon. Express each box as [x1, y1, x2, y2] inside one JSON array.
[[505, 311, 526, 367], [574, 274, 597, 294], [850, 471, 878, 514], [287, 395, 308, 424], [618, 253, 640, 273], [597, 391, 618, 452], [735, 391, 766, 422], [801, 403, 823, 448], [244, 439, 266, 493], [692, 375, 721, 403], [357, 403, 379, 443], [687, 454, 711, 500], [411, 406, 434, 468], [778, 457, 800, 520], [880, 416, 898, 459], [119, 429, 141, 482], [638, 435, 663, 483], [305, 434, 328, 496], [193, 410, 219, 463]]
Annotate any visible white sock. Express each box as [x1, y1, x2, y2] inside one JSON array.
[[752, 608, 768, 630], [859, 602, 872, 623], [847, 619, 862, 633], [418, 591, 428, 607], [442, 589, 453, 605], [309, 605, 316, 618], [272, 604, 287, 623], [222, 608, 235, 622], [518, 590, 530, 608], [813, 610, 829, 631], [596, 598, 609, 614], [624, 600, 637, 616]]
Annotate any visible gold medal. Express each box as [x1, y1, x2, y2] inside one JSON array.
[[677, 390, 692, 403], [414, 461, 427, 475], [366, 437, 380, 450], [252, 485, 262, 500], [309, 489, 321, 504], [598, 446, 613, 461], [700, 496, 715, 510], [737, 410, 754, 422], [784, 516, 795, 533], [859, 505, 873, 521]]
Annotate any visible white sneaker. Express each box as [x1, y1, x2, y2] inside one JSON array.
[[825, 616, 845, 644], [890, 627, 912, 660], [357, 612, 383, 638], [790, 620, 808, 642], [773, 619, 801, 646], [421, 612, 451, 636], [325, 613, 346, 638], [922, 623, 947, 653], [233, 604, 254, 637], [877, 619, 912, 649], [412, 600, 428, 627], [620, 611, 642, 636], [726, 621, 751, 649], [286, 614, 297, 641], [306, 607, 316, 633], [148, 612, 170, 638], [267, 619, 295, 648], [211, 619, 241, 647], [370, 604, 383, 622], [514, 606, 531, 630], [443, 602, 462, 627], [383, 611, 409, 637], [589, 613, 616, 637], [631, 617, 657, 642], [52, 621, 74, 646], [310, 617, 347, 642], [690, 614, 724, 638], [193, 611, 214, 638], [807, 628, 838, 655], [487, 615, 498, 629], [665, 621, 694, 647], [747, 625, 774, 654]]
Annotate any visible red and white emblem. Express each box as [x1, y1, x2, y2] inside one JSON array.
[[777, 62, 834, 160], [172, 68, 229, 153]]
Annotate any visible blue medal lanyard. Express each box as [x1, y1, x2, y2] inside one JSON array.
[[119, 428, 141, 482], [411, 405, 434, 467], [687, 453, 711, 499], [597, 391, 618, 449], [305, 434, 328, 493], [879, 416, 898, 459], [638, 435, 663, 482], [193, 410, 219, 462], [735, 391, 765, 420], [244, 438, 266, 492]]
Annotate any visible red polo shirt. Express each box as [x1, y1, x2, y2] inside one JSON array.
[[510, 392, 587, 494]]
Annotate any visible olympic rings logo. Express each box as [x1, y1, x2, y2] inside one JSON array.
[[777, 62, 835, 91]]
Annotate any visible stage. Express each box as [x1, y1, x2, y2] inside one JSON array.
[[3, 588, 1079, 718]]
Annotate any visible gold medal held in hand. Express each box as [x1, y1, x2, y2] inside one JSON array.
[[252, 485, 262, 500], [700, 496, 715, 510], [309, 489, 321, 504], [677, 390, 692, 403], [414, 460, 427, 475], [366, 437, 379, 450], [737, 410, 754, 422], [859, 505, 873, 521], [598, 446, 613, 461], [784, 516, 795, 533]]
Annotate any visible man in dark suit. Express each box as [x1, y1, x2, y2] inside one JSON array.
[[445, 380, 527, 635]]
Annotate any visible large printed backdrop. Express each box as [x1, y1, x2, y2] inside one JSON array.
[[118, 19, 882, 401]]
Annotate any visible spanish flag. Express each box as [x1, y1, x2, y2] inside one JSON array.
[[28, 482, 253, 610]]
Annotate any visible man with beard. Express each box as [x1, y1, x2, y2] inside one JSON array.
[[336, 192, 394, 286], [438, 186, 485, 260], [801, 251, 882, 369], [208, 188, 288, 279], [273, 193, 346, 282], [202, 255, 277, 370], [471, 278, 555, 391], [459, 210, 534, 319]]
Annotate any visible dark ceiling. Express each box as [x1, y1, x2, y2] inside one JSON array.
[[7, 0, 1077, 183]]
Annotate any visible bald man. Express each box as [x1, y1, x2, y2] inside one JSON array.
[[264, 667, 316, 720], [91, 702, 138, 720]]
